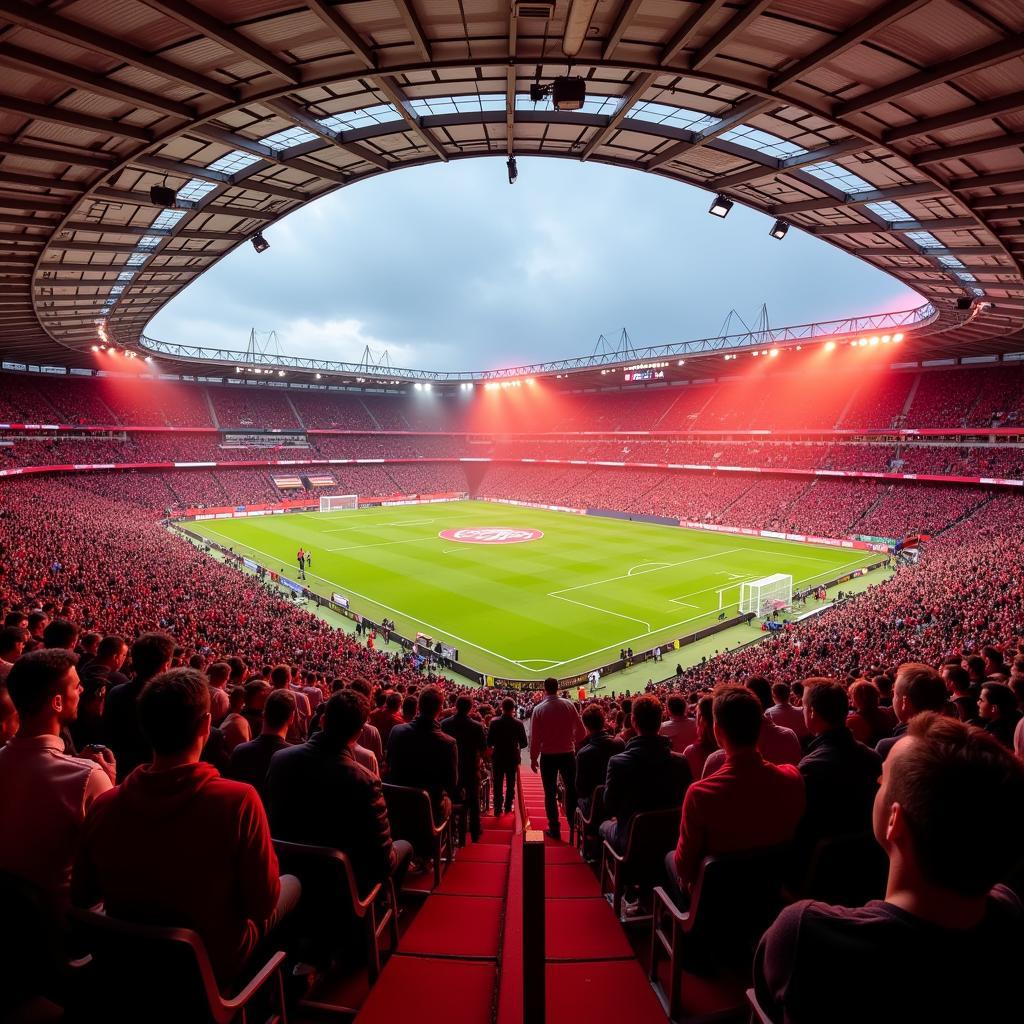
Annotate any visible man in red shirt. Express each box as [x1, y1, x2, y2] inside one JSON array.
[[668, 684, 805, 900], [73, 668, 299, 985]]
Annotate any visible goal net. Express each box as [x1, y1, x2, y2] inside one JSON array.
[[319, 494, 358, 512], [739, 573, 793, 617]]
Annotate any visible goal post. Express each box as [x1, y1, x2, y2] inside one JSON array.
[[319, 494, 358, 512], [739, 573, 794, 617]]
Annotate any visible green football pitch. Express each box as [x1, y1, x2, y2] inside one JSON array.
[[186, 500, 881, 681]]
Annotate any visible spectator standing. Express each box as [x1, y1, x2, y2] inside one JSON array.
[[487, 697, 528, 815], [529, 678, 585, 840], [442, 695, 488, 842]]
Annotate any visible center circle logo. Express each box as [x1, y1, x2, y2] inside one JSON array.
[[439, 527, 544, 545]]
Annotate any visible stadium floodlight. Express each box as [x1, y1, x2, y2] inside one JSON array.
[[149, 184, 177, 208], [424, 382, 433, 391], [824, 341, 836, 351], [277, 369, 285, 376], [507, 155, 518, 184], [91, 344, 99, 352], [552, 76, 586, 110], [708, 194, 733, 218], [893, 333, 904, 342], [251, 232, 269, 253], [315, 373, 322, 379], [769, 348, 779, 357], [769, 219, 789, 240]]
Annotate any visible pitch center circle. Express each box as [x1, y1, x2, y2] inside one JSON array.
[[439, 527, 544, 545]]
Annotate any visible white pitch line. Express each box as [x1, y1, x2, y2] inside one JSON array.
[[327, 536, 440, 553], [548, 592, 652, 632], [627, 561, 670, 576], [538, 554, 881, 671], [324, 517, 436, 534], [550, 548, 744, 596], [192, 526, 543, 673]]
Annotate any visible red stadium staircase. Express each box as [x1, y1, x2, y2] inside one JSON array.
[[356, 771, 668, 1024]]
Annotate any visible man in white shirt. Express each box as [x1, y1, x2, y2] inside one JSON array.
[[0, 649, 115, 909], [660, 695, 697, 754], [529, 678, 585, 839], [765, 680, 809, 739]]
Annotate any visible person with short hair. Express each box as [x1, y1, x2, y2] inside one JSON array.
[[668, 685, 805, 899], [575, 705, 625, 820], [0, 686, 18, 746], [701, 677, 801, 775], [487, 697, 528, 815], [0, 650, 114, 908], [270, 664, 310, 743], [529, 678, 586, 840], [877, 663, 949, 761], [682, 695, 719, 780], [755, 713, 1024, 1023], [660, 695, 697, 754], [42, 619, 79, 651], [386, 685, 458, 821], [442, 695, 488, 841], [765, 683, 807, 740], [206, 661, 232, 724], [795, 678, 882, 868], [228, 689, 295, 800], [266, 689, 412, 899], [600, 695, 690, 853], [73, 668, 297, 986], [977, 681, 1019, 749], [943, 664, 977, 722], [0, 625, 28, 683], [103, 631, 175, 780]]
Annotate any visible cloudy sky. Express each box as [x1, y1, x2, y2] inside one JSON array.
[[149, 158, 921, 372]]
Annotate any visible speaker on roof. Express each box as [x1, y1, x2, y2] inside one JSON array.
[[149, 185, 178, 208]]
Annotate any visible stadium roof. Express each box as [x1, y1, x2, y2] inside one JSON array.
[[1, 0, 1023, 383]]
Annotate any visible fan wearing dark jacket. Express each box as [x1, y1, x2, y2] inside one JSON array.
[[265, 689, 412, 898], [599, 695, 691, 853]]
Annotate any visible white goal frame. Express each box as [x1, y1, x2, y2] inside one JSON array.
[[319, 494, 358, 512], [739, 573, 794, 617]]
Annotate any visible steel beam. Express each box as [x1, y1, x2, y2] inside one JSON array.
[[0, 94, 153, 143], [580, 72, 656, 161], [141, 0, 301, 84], [305, 0, 376, 69], [373, 76, 448, 162], [0, 0, 236, 101], [886, 91, 1024, 144], [835, 34, 1024, 117], [770, 0, 928, 91], [690, 0, 773, 71], [263, 98, 390, 170]]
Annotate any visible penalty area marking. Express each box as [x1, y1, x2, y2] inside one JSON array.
[[628, 562, 670, 576]]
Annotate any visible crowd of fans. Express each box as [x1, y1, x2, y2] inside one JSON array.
[[0, 441, 1023, 1020], [3, 361, 1023, 433]]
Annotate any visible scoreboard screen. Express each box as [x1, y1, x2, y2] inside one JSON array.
[[623, 369, 665, 383]]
